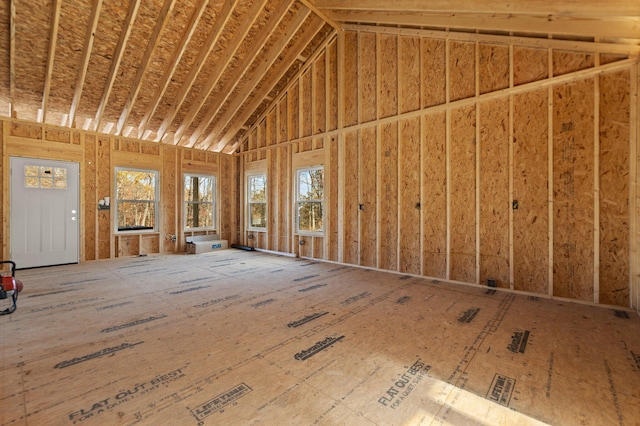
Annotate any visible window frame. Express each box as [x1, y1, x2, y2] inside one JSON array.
[[295, 165, 324, 236], [114, 167, 160, 234], [183, 173, 217, 232], [247, 173, 267, 231]]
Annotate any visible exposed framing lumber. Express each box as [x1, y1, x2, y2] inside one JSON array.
[[323, 10, 640, 40], [547, 43, 554, 298], [40, 0, 62, 123], [204, 15, 326, 152], [593, 53, 601, 303], [68, 0, 103, 128], [9, 0, 15, 117], [238, 57, 637, 155], [116, 0, 177, 136], [298, 0, 340, 31], [154, 0, 235, 143], [173, 0, 270, 145], [136, 0, 207, 139], [184, 0, 295, 148], [313, 0, 640, 17], [508, 43, 514, 290], [93, 0, 141, 132], [342, 23, 640, 55], [632, 63, 639, 311]]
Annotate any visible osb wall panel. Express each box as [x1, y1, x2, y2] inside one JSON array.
[[359, 32, 377, 124], [343, 31, 358, 127], [423, 112, 447, 279], [278, 145, 290, 253], [267, 109, 277, 147], [84, 135, 97, 261], [314, 52, 327, 134], [378, 122, 398, 271], [327, 136, 339, 261], [599, 70, 630, 306], [450, 105, 477, 283], [343, 130, 359, 265], [479, 98, 510, 288], [300, 67, 315, 136], [553, 79, 595, 301], [400, 37, 420, 114], [378, 35, 398, 119], [359, 126, 377, 268], [513, 90, 549, 294], [10, 122, 43, 140], [234, 33, 636, 308], [479, 44, 509, 95], [141, 235, 159, 254], [327, 40, 339, 132], [449, 41, 475, 102], [116, 235, 139, 257], [97, 136, 111, 260], [514, 47, 548, 86], [553, 51, 595, 77], [219, 154, 238, 244], [279, 95, 288, 143], [289, 82, 300, 140], [268, 149, 279, 251], [422, 38, 446, 108], [399, 117, 421, 274]]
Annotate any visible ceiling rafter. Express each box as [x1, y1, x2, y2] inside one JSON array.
[[93, 0, 141, 132], [184, 0, 296, 148], [207, 15, 327, 152], [154, 0, 235, 143], [174, 0, 270, 144], [115, 0, 177, 136], [224, 24, 338, 154], [68, 0, 103, 128], [40, 0, 62, 123], [136, 0, 209, 139], [298, 0, 340, 30], [195, 7, 314, 151]]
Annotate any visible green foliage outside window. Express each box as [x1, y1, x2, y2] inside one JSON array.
[[116, 169, 158, 231], [297, 168, 323, 233], [185, 175, 215, 229], [248, 175, 267, 229]]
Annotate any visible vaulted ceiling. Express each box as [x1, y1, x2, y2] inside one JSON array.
[[1, 1, 638, 153]]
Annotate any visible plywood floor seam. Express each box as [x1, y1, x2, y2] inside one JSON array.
[[1, 250, 639, 425]]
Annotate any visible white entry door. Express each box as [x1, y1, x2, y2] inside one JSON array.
[[10, 157, 79, 268]]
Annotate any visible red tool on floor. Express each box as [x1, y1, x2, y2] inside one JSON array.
[[1, 261, 23, 315]]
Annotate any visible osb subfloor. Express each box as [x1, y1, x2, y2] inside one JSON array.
[[1, 250, 639, 426]]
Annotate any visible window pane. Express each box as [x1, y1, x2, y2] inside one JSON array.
[[186, 202, 214, 228], [117, 170, 156, 201], [117, 201, 156, 230], [184, 174, 215, 230], [298, 201, 323, 232], [297, 169, 324, 201], [250, 203, 266, 228], [249, 175, 266, 202], [185, 176, 214, 203], [25, 176, 39, 188]]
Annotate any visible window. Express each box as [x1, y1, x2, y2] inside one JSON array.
[[24, 165, 67, 189], [296, 167, 324, 234], [116, 168, 159, 232], [184, 174, 216, 230], [248, 174, 267, 229]]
